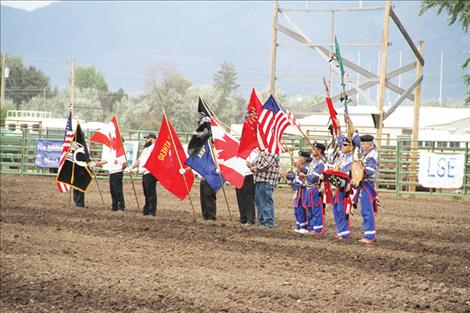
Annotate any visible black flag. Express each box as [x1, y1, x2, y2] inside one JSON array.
[[56, 122, 94, 192], [187, 97, 212, 156]]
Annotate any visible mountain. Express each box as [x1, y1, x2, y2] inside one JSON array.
[[1, 1, 468, 102]]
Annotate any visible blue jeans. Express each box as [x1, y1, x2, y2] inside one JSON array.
[[255, 182, 275, 228]]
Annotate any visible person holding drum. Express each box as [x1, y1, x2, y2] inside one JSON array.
[[287, 150, 312, 234], [305, 142, 326, 236], [351, 134, 379, 244]]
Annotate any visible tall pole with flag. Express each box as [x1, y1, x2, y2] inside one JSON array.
[[162, 107, 197, 220], [68, 57, 75, 207], [199, 100, 233, 222]]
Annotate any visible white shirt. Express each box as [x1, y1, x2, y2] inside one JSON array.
[[138, 143, 154, 175]]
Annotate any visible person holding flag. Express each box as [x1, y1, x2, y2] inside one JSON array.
[[236, 89, 262, 225], [131, 133, 157, 216], [186, 98, 220, 220], [56, 121, 94, 208], [305, 142, 326, 235], [91, 116, 128, 212]]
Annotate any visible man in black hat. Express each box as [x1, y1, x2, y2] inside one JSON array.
[[131, 133, 158, 216], [305, 142, 326, 235], [287, 150, 312, 234], [352, 134, 379, 244]]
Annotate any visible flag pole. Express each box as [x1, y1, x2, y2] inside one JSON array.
[[113, 115, 141, 212], [202, 98, 289, 182], [93, 173, 107, 211], [68, 57, 75, 208], [207, 140, 234, 222], [161, 107, 198, 221]]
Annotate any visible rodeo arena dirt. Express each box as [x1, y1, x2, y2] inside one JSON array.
[[1, 175, 469, 313]]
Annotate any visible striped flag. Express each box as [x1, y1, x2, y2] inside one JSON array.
[[285, 108, 300, 128], [56, 112, 73, 193], [257, 95, 292, 154]]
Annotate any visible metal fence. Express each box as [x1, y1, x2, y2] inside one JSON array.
[[1, 128, 469, 197]]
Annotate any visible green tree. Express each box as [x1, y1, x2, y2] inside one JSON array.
[[74, 66, 108, 92], [420, 0, 470, 105], [1, 54, 51, 109], [213, 62, 240, 97]]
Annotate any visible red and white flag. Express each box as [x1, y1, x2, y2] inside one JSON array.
[[257, 95, 292, 154], [57, 112, 73, 193], [91, 115, 125, 166], [211, 118, 249, 189]]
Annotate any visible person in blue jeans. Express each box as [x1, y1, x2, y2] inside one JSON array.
[[247, 151, 280, 228]]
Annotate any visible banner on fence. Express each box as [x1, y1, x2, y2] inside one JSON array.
[[418, 152, 465, 189], [35, 139, 63, 168], [101, 141, 139, 172]]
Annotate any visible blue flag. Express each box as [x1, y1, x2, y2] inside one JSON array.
[[185, 140, 224, 192]]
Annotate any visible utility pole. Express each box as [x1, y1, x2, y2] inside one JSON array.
[[439, 49, 443, 107], [268, 0, 279, 95], [375, 0, 391, 149]]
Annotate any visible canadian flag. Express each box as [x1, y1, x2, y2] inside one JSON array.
[[91, 115, 125, 166], [210, 118, 249, 189]]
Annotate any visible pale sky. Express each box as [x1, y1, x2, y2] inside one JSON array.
[[1, 1, 56, 11]]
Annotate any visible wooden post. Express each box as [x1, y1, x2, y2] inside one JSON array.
[[375, 0, 391, 149], [1, 54, 5, 111], [409, 41, 424, 192], [269, 0, 279, 94]]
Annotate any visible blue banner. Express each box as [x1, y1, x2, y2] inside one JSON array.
[[185, 140, 224, 192], [35, 139, 63, 168]]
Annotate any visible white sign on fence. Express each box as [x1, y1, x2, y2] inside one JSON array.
[[418, 152, 465, 189]]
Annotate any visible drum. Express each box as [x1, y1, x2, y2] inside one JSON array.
[[351, 160, 365, 186]]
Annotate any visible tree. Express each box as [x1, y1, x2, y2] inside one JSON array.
[[213, 62, 240, 97], [420, 0, 470, 105], [74, 66, 108, 92], [1, 54, 51, 109]]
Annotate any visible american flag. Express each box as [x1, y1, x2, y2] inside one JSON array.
[[56, 113, 73, 192], [257, 95, 292, 154], [285, 109, 300, 128]]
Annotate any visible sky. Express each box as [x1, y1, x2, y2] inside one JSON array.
[[1, 0, 56, 11]]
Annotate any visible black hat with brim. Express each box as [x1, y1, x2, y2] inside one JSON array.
[[143, 132, 157, 139], [360, 134, 374, 143]]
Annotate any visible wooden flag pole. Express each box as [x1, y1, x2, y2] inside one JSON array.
[[93, 174, 107, 211], [114, 115, 141, 212], [68, 57, 75, 208], [162, 107, 198, 221], [207, 140, 234, 222]]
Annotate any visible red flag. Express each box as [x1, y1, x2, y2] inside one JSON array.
[[144, 114, 194, 200], [211, 118, 249, 188], [90, 115, 125, 158], [238, 88, 262, 159]]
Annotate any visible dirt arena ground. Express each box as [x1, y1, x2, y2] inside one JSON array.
[[1, 175, 469, 313]]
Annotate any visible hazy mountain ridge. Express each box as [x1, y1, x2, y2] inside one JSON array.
[[1, 1, 467, 101]]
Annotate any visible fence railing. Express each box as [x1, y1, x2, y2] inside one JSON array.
[[1, 128, 469, 197]]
